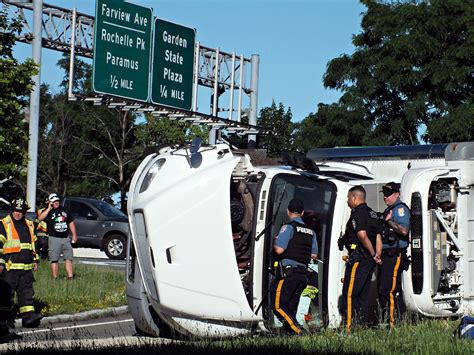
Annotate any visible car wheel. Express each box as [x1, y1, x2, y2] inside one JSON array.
[[104, 234, 126, 260]]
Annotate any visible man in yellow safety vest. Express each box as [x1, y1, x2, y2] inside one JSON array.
[[0, 197, 42, 340]]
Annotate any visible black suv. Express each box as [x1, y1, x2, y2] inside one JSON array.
[[62, 197, 129, 260]]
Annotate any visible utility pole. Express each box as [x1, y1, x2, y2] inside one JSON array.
[[26, 0, 43, 211]]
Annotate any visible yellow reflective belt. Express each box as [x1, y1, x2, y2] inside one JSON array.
[[6, 263, 35, 271], [19, 243, 34, 250], [19, 305, 35, 314]]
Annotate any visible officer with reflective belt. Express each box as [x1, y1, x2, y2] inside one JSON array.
[[378, 182, 410, 328], [0, 198, 42, 339], [271, 199, 318, 335], [339, 185, 382, 331]]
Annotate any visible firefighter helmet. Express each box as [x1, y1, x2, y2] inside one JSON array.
[[10, 197, 29, 213]]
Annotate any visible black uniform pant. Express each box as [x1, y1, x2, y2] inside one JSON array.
[[341, 255, 375, 331], [0, 274, 13, 334], [270, 268, 308, 334], [0, 270, 35, 321], [378, 248, 408, 327]]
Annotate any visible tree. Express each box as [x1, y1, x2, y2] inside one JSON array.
[[135, 116, 208, 148], [293, 100, 370, 151], [257, 101, 294, 157], [0, 9, 37, 182], [303, 0, 473, 148]]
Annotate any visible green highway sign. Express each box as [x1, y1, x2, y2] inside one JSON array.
[[93, 0, 152, 101], [151, 18, 196, 110]]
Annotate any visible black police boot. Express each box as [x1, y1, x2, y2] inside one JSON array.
[[22, 312, 43, 328]]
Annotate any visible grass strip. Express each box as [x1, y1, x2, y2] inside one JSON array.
[[32, 261, 126, 315]]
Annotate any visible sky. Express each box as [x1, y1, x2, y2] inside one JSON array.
[[13, 0, 366, 122]]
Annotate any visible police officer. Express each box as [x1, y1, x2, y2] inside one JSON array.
[[0, 197, 42, 337], [378, 182, 410, 328], [340, 185, 382, 331], [271, 199, 318, 335]]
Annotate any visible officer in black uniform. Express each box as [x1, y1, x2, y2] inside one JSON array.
[[271, 199, 318, 335], [378, 182, 410, 327], [0, 198, 42, 341], [339, 185, 382, 331]]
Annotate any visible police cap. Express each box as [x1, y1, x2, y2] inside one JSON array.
[[288, 199, 304, 214], [381, 182, 400, 196]]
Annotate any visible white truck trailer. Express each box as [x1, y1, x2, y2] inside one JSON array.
[[125, 141, 473, 337]]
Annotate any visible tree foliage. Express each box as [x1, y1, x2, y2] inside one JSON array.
[[0, 9, 37, 181], [299, 0, 473, 149], [136, 116, 208, 148], [257, 101, 294, 157], [293, 101, 370, 151]]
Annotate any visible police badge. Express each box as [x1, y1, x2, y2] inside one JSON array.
[[398, 207, 405, 217]]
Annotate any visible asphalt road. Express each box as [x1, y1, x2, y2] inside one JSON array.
[[74, 247, 126, 269], [0, 249, 150, 352], [0, 313, 173, 352]]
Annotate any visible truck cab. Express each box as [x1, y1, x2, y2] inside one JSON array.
[[126, 142, 473, 337]]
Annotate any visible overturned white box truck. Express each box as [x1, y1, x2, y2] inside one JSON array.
[[125, 141, 474, 337]]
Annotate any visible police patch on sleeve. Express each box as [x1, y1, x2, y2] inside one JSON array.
[[398, 207, 405, 217], [280, 225, 288, 233], [352, 219, 357, 230]]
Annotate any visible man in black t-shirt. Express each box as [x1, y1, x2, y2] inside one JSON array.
[[340, 185, 382, 331], [38, 193, 77, 280]]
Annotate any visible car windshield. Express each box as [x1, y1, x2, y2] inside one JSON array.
[[89, 200, 126, 218]]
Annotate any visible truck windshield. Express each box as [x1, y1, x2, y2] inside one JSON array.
[[269, 174, 337, 252], [89, 200, 126, 218]]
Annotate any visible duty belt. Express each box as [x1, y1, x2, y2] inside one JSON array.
[[347, 243, 358, 253], [284, 265, 308, 275]]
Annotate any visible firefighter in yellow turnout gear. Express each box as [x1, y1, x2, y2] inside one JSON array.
[[35, 198, 50, 260], [0, 197, 42, 338]]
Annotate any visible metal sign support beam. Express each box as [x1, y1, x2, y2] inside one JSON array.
[[25, 0, 42, 211]]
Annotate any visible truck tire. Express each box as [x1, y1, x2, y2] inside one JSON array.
[[104, 234, 126, 260]]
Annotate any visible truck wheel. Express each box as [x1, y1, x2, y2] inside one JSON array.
[[104, 234, 126, 260]]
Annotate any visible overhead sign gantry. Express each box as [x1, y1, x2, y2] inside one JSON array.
[[3, 0, 261, 136], [2, 0, 262, 212]]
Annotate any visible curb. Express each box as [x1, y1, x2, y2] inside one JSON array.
[[14, 305, 129, 329]]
